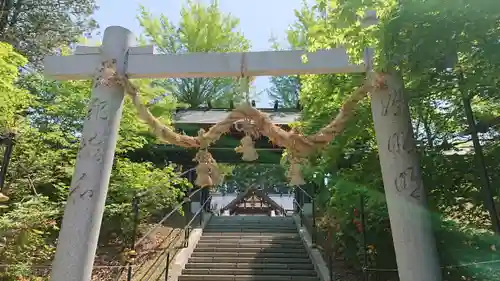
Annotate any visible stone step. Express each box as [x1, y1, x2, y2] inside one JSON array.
[[196, 242, 304, 248], [203, 227, 297, 232], [193, 247, 306, 253], [208, 219, 294, 223], [203, 225, 297, 233], [185, 263, 315, 270], [197, 238, 303, 245], [205, 224, 295, 228], [210, 217, 294, 221], [205, 225, 296, 230], [207, 221, 295, 225], [191, 252, 309, 258], [178, 216, 317, 281], [203, 228, 298, 233], [198, 239, 302, 245], [210, 218, 294, 221], [178, 275, 320, 281], [188, 257, 312, 264], [181, 268, 316, 276], [200, 233, 301, 239], [208, 221, 295, 225], [199, 238, 301, 243]]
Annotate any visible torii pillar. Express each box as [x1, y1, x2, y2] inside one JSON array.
[[46, 27, 135, 281], [370, 72, 442, 281]]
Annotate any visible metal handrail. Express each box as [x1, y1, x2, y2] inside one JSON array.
[[135, 231, 183, 281], [185, 195, 212, 230], [293, 198, 305, 227], [127, 228, 179, 280], [293, 186, 317, 245], [123, 187, 204, 281], [295, 185, 313, 199], [137, 195, 213, 281], [135, 187, 201, 247], [114, 168, 198, 281], [294, 186, 333, 281]]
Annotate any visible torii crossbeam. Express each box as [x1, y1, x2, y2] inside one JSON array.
[[45, 45, 365, 80]]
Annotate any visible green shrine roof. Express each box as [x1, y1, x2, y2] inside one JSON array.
[[172, 108, 301, 125], [132, 107, 301, 165]]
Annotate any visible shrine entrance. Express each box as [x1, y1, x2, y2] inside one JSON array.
[[140, 98, 301, 217], [220, 186, 285, 216], [45, 13, 443, 281]]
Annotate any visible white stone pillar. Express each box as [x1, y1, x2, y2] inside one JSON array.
[[370, 72, 441, 281], [50, 26, 134, 281]]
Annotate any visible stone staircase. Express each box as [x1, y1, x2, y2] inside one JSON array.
[[178, 216, 320, 281]]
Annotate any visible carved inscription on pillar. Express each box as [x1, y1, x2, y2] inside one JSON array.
[[381, 85, 403, 117], [394, 166, 422, 200], [379, 75, 423, 201], [78, 132, 105, 163], [70, 97, 112, 201], [387, 126, 414, 154], [87, 98, 110, 121], [68, 172, 87, 197]]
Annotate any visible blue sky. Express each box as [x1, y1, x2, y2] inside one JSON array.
[[93, 0, 309, 107]]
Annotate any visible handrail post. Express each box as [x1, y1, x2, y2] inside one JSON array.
[[360, 193, 369, 281], [311, 184, 317, 247], [164, 252, 170, 281], [294, 187, 299, 213], [300, 186, 305, 209], [127, 195, 140, 281], [328, 229, 335, 281], [329, 251, 334, 281], [183, 195, 191, 248], [301, 187, 305, 226]]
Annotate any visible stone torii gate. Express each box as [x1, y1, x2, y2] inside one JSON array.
[[44, 26, 441, 281]]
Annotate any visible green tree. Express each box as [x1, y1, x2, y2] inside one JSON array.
[[266, 75, 300, 108], [266, 3, 316, 109], [222, 164, 289, 194], [265, 41, 301, 108], [0, 42, 190, 279], [137, 0, 251, 108], [284, 0, 500, 280], [0, 0, 98, 66], [0, 42, 31, 132]]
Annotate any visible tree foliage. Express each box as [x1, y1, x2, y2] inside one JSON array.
[[0, 31, 189, 281], [0, 0, 99, 67], [3, 0, 500, 280], [270, 0, 500, 280], [266, 75, 300, 108], [217, 164, 289, 194], [0, 42, 30, 131], [137, 0, 251, 108]]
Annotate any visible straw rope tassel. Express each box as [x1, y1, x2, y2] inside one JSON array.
[[115, 69, 375, 186]]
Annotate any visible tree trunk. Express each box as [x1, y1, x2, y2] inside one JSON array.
[[461, 94, 500, 233]]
